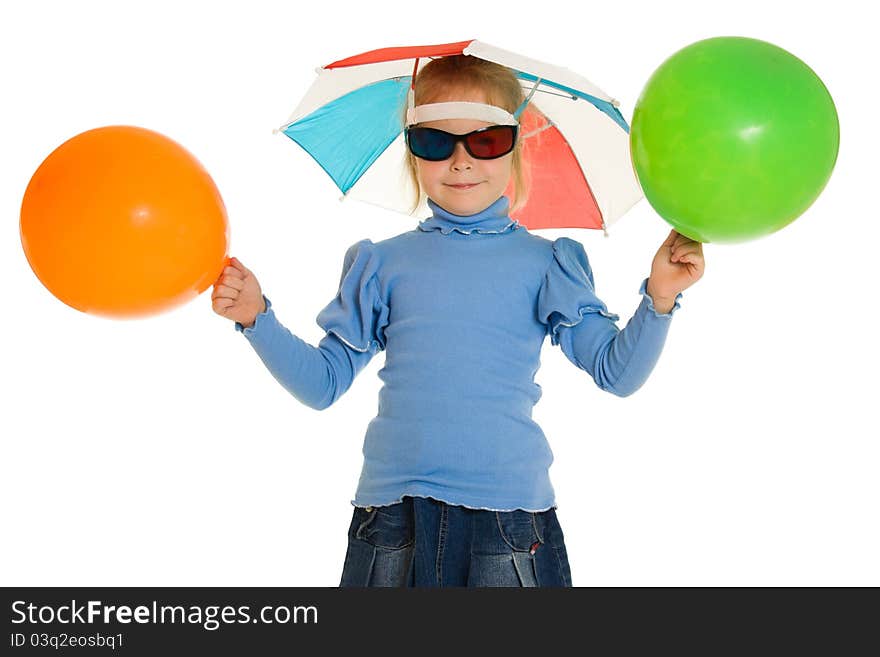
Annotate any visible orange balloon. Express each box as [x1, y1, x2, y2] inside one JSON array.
[[20, 125, 229, 318]]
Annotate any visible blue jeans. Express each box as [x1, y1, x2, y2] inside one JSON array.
[[339, 495, 573, 587]]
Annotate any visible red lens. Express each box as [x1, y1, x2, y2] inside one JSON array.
[[464, 126, 515, 159]]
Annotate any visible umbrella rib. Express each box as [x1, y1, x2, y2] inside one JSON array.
[[521, 85, 577, 101], [521, 122, 555, 140]]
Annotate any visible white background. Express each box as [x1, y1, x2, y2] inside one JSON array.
[[2, 0, 876, 586]]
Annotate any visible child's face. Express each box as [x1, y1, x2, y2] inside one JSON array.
[[414, 87, 514, 217]]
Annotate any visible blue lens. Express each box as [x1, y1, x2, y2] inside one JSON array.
[[406, 128, 455, 161]]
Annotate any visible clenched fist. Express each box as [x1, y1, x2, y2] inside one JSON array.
[[646, 229, 705, 313], [211, 257, 266, 329]]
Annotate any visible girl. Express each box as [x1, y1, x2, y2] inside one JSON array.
[[211, 55, 705, 587]]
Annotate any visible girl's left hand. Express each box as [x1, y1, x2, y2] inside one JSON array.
[[647, 228, 706, 302]]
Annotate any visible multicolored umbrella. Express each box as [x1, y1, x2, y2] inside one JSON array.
[[276, 39, 642, 232]]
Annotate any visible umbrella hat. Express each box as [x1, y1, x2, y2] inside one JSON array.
[[278, 39, 641, 231]]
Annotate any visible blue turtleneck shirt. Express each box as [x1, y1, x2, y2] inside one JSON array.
[[234, 195, 682, 512]]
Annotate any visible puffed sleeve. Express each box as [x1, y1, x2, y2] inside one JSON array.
[[537, 237, 620, 346], [231, 240, 389, 411], [316, 239, 390, 355], [538, 237, 682, 397]]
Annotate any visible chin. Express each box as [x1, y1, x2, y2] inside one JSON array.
[[437, 193, 496, 216]]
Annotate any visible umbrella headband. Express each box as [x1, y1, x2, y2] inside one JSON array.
[[405, 101, 518, 127]]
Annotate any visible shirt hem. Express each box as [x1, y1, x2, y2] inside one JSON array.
[[351, 491, 557, 513]]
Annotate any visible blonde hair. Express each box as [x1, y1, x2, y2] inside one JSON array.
[[403, 55, 532, 215]]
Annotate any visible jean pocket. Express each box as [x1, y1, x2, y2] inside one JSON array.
[[537, 509, 572, 587], [354, 500, 415, 550], [494, 509, 543, 552]]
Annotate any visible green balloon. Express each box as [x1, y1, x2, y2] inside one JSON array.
[[630, 37, 839, 243]]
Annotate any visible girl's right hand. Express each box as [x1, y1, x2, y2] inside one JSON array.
[[211, 257, 266, 328]]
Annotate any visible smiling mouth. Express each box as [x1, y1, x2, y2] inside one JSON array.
[[445, 182, 483, 189]]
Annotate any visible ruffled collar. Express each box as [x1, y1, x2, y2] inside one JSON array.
[[418, 196, 521, 236]]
